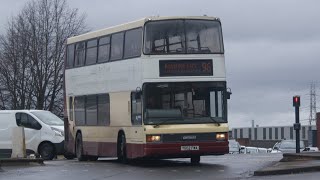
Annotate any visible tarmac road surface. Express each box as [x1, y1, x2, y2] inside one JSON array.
[[2, 153, 315, 180]]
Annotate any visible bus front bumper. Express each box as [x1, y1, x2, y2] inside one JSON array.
[[142, 141, 228, 158]]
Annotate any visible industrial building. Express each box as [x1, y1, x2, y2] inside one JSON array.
[[230, 121, 319, 148], [231, 125, 316, 141]]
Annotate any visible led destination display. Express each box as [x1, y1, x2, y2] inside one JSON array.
[[159, 59, 213, 77]]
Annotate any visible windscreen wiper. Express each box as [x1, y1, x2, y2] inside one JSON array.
[[209, 116, 220, 126], [152, 118, 181, 128], [193, 113, 220, 126]]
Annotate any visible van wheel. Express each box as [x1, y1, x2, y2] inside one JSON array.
[[117, 133, 128, 163], [191, 156, 200, 165], [76, 133, 87, 161], [39, 142, 55, 160]]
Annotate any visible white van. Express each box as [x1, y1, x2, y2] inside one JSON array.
[[0, 110, 64, 160]]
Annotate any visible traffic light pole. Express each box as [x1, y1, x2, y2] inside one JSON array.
[[295, 105, 300, 153], [293, 96, 301, 153]]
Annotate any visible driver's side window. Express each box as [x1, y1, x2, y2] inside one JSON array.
[[16, 113, 42, 130]]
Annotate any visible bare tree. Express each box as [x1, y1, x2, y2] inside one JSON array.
[[0, 16, 32, 110], [0, 0, 87, 115]]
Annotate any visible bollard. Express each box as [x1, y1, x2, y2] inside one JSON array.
[[11, 127, 26, 158]]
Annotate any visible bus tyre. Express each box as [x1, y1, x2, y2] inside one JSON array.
[[191, 156, 200, 165], [76, 133, 88, 161], [39, 142, 55, 160], [117, 133, 128, 163]]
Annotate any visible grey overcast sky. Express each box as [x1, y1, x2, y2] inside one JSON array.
[[1, 0, 320, 128]]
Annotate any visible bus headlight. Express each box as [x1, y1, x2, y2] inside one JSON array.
[[216, 133, 226, 141], [146, 135, 161, 142]]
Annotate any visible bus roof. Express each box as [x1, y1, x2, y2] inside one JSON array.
[[67, 16, 219, 44]]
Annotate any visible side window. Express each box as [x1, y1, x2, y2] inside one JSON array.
[[110, 32, 124, 61], [67, 44, 75, 68], [86, 39, 98, 65], [210, 90, 224, 118], [98, 36, 110, 63], [16, 113, 22, 126], [86, 95, 97, 125], [75, 42, 85, 67], [20, 113, 29, 127], [97, 94, 110, 126], [124, 28, 142, 58], [74, 96, 85, 125], [28, 115, 42, 130], [131, 92, 142, 125], [15, 113, 41, 130]]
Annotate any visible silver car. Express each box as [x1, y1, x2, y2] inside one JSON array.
[[271, 140, 305, 153]]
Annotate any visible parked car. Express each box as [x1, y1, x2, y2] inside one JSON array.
[[0, 110, 64, 160], [245, 147, 259, 154], [257, 147, 268, 153], [240, 146, 246, 154], [303, 147, 319, 152], [239, 146, 269, 154], [228, 139, 241, 154], [271, 139, 305, 153], [267, 148, 273, 153]]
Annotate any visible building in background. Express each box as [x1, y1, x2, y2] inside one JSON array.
[[230, 125, 317, 148]]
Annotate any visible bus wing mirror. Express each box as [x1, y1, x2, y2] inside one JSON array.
[[135, 92, 142, 99], [135, 87, 142, 99], [227, 88, 232, 99]]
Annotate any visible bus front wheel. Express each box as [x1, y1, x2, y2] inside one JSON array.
[[76, 133, 88, 161], [117, 133, 128, 163]]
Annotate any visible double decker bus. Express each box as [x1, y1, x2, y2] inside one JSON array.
[[64, 16, 231, 164]]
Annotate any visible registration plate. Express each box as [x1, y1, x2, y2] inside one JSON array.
[[181, 146, 199, 151]]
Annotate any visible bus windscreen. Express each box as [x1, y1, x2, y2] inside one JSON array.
[[143, 82, 227, 125], [144, 19, 224, 55]]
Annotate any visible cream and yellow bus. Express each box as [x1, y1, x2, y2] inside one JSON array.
[[64, 16, 231, 164]]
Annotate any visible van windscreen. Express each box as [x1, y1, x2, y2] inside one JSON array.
[[31, 111, 63, 126]]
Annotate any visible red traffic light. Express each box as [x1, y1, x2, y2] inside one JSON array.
[[293, 96, 300, 107]]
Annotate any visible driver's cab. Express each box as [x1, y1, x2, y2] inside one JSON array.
[[142, 82, 229, 126]]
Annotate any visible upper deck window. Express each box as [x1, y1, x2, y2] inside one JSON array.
[[75, 42, 85, 67], [86, 39, 98, 65], [124, 28, 142, 58], [110, 32, 124, 61], [66, 44, 75, 68], [144, 20, 224, 55], [98, 36, 110, 63]]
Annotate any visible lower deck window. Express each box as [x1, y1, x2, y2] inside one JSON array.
[[74, 94, 110, 126]]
